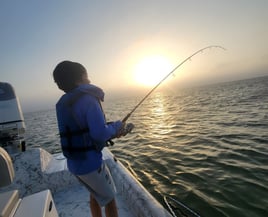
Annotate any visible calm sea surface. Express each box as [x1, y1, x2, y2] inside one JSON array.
[[24, 76, 268, 217]]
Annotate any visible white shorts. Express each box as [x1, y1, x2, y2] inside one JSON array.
[[77, 162, 116, 207]]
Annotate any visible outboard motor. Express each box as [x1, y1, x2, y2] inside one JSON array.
[[0, 82, 26, 153]]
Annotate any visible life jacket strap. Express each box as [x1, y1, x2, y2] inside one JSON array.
[[59, 128, 89, 138], [59, 127, 98, 152], [61, 145, 96, 152]]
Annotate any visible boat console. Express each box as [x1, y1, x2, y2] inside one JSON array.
[[0, 147, 58, 217]]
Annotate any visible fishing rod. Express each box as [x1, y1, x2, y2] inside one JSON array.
[[122, 45, 225, 123]]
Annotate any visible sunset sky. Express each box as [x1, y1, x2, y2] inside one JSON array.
[[1, 1, 267, 112]]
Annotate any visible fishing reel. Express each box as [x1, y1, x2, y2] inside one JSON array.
[[121, 123, 135, 136], [106, 123, 134, 147]]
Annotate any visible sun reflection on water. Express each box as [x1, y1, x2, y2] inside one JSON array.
[[146, 92, 175, 141]]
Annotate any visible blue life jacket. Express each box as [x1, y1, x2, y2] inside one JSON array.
[[56, 86, 105, 160]]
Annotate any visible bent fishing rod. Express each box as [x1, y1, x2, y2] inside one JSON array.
[[122, 45, 225, 123]]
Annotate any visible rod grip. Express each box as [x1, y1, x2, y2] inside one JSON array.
[[122, 113, 131, 123]]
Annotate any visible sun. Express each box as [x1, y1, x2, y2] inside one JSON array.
[[133, 55, 173, 87]]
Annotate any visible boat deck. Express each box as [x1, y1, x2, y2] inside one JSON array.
[[54, 184, 134, 217], [0, 148, 172, 217]]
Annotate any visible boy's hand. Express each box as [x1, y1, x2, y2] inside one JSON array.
[[116, 123, 134, 137]]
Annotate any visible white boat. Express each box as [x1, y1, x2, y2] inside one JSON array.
[[1, 82, 199, 217], [0, 146, 173, 217], [0, 82, 173, 216]]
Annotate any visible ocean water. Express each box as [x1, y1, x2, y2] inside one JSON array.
[[24, 76, 268, 217]]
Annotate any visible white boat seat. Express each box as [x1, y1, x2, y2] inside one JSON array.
[[0, 190, 20, 217], [0, 147, 58, 217], [0, 147, 14, 187], [13, 190, 58, 217], [0, 147, 19, 217]]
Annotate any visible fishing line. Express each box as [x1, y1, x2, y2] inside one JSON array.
[[164, 196, 201, 217], [122, 45, 225, 122]]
